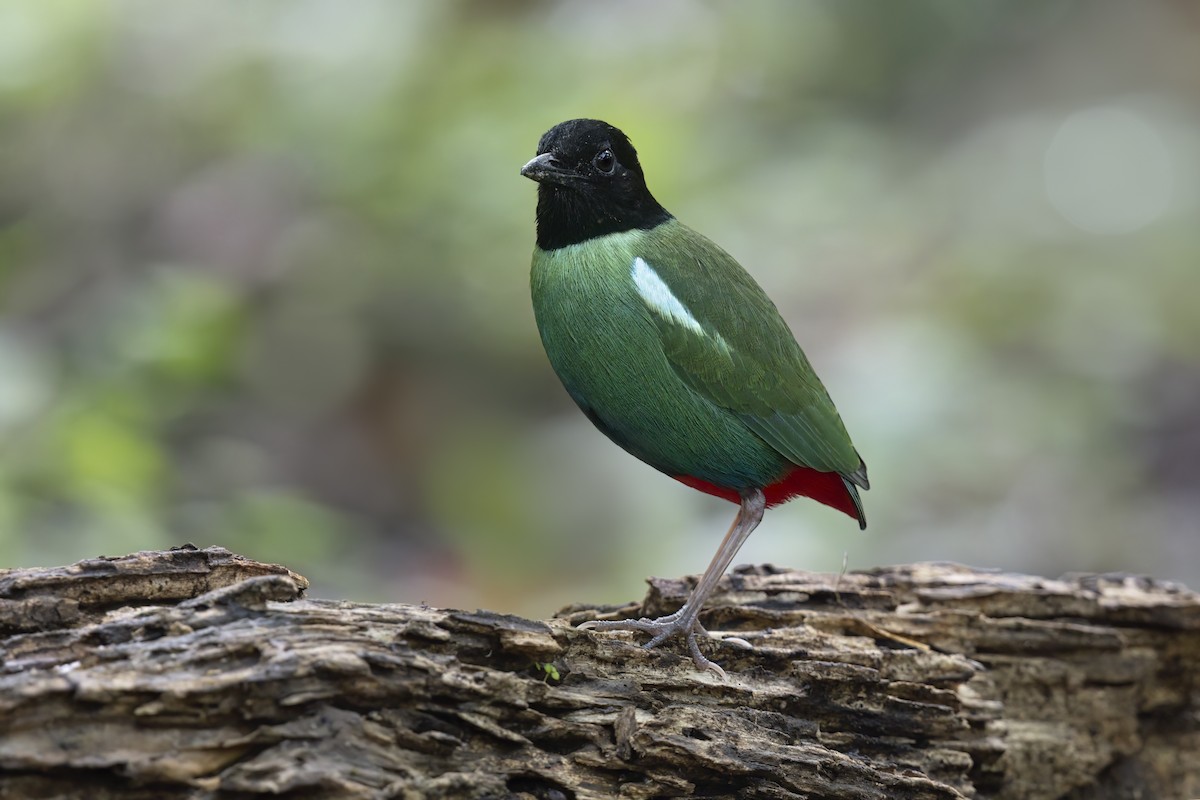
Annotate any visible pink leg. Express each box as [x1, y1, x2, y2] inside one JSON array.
[[579, 489, 766, 677]]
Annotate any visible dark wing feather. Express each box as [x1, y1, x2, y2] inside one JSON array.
[[637, 222, 866, 480]]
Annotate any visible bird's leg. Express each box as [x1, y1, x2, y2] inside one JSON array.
[[579, 488, 766, 677]]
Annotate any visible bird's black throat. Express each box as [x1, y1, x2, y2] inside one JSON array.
[[535, 183, 671, 251]]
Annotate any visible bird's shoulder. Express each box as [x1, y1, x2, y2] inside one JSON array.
[[632, 220, 861, 474], [633, 219, 810, 379]]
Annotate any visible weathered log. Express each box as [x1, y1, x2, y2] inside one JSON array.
[[0, 546, 1196, 799]]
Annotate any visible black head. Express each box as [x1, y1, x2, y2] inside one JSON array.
[[521, 119, 671, 251]]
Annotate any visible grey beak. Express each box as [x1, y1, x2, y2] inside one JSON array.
[[520, 152, 567, 182]]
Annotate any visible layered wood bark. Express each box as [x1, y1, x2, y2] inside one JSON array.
[[0, 547, 1196, 798]]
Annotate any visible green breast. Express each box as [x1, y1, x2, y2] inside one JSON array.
[[530, 225, 791, 490]]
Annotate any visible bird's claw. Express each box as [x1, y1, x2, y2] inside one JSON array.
[[578, 614, 728, 678]]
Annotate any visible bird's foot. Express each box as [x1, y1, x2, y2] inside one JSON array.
[[579, 610, 731, 678]]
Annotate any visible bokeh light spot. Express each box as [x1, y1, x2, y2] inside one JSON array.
[[1044, 106, 1173, 235]]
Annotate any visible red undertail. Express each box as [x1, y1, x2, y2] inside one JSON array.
[[674, 465, 860, 522]]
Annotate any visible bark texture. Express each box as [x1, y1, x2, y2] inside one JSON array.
[[0, 546, 1197, 799]]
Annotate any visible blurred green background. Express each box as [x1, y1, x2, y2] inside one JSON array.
[[1, 1, 1197, 617]]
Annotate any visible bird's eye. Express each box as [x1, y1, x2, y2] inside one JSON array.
[[593, 148, 616, 174]]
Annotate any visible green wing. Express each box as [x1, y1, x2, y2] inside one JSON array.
[[636, 221, 867, 484]]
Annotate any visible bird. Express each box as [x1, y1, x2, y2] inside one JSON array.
[[520, 119, 868, 677]]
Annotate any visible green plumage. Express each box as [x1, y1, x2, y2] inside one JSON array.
[[523, 118, 868, 674], [531, 219, 863, 499]]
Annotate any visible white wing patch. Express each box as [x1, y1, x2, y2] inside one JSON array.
[[630, 257, 730, 351]]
